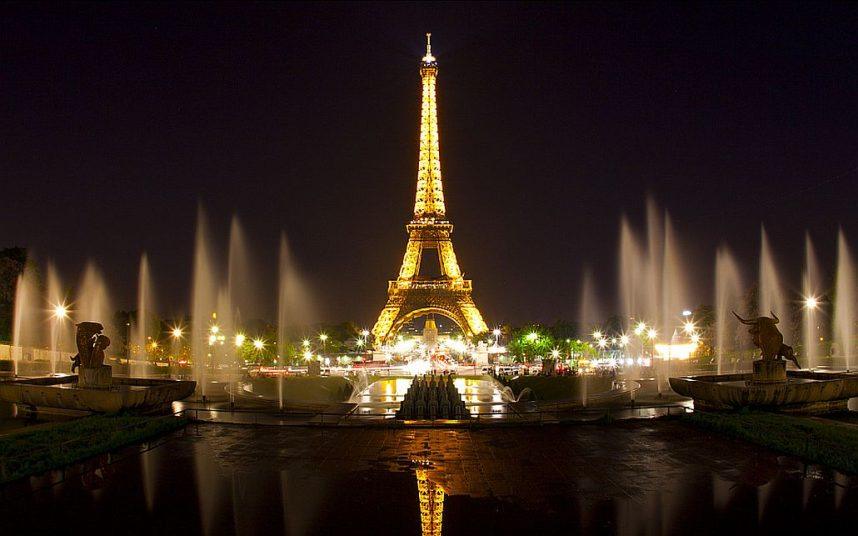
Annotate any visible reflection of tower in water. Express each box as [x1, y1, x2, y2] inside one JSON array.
[[416, 466, 444, 536]]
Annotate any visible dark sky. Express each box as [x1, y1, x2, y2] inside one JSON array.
[[2, 2, 857, 327]]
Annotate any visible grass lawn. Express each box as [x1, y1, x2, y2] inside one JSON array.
[[0, 413, 188, 484], [682, 410, 858, 474]]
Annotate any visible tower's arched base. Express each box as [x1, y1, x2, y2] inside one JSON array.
[[372, 285, 487, 348]]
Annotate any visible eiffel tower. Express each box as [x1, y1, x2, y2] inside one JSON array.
[[371, 34, 488, 347]]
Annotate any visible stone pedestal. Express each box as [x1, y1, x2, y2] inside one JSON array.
[[78, 365, 112, 389], [750, 359, 786, 384]]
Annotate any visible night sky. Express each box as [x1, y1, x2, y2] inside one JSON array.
[[2, 2, 857, 326]]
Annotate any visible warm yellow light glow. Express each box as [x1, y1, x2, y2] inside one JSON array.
[[171, 327, 183, 339], [208, 334, 217, 345], [319, 333, 328, 342], [414, 33, 445, 218], [655, 342, 697, 360], [597, 338, 608, 349], [234, 333, 246, 347], [634, 321, 647, 335], [150, 341, 158, 349], [369, 35, 488, 347], [210, 325, 219, 334], [302, 339, 310, 347], [647, 328, 658, 340], [620, 334, 630, 346], [52, 303, 69, 320], [303, 350, 313, 361], [492, 328, 501, 337], [683, 321, 695, 335], [691, 333, 701, 345], [526, 332, 538, 342], [551, 349, 560, 358], [421, 32, 436, 63], [361, 329, 370, 338], [804, 296, 819, 309], [592, 330, 602, 340], [253, 338, 265, 350]]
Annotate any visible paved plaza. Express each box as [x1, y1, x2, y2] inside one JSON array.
[[2, 419, 856, 535]]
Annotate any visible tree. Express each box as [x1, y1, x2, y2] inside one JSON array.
[[0, 248, 27, 342], [508, 324, 555, 362]]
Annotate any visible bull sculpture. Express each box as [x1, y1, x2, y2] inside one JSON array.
[[732, 311, 800, 368]]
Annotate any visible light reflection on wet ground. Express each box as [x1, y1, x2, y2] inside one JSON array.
[[2, 420, 857, 535]]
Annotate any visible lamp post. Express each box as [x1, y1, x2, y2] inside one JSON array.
[[51, 303, 70, 374], [319, 333, 328, 356], [803, 296, 819, 369], [170, 326, 183, 372]]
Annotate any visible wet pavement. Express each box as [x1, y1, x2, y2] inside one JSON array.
[[1, 419, 856, 535]]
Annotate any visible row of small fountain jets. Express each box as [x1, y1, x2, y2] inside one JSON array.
[[7, 202, 858, 393], [395, 375, 469, 420]]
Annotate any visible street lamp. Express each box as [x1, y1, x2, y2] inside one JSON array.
[[492, 328, 501, 346], [53, 303, 69, 320], [171, 326, 184, 340], [50, 302, 71, 370], [592, 330, 602, 341], [803, 296, 819, 309], [319, 333, 328, 354], [234, 333, 246, 347], [683, 320, 695, 335], [253, 338, 265, 351]]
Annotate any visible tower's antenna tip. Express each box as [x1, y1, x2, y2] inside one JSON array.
[[423, 33, 435, 63]]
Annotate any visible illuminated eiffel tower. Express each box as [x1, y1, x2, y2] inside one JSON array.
[[371, 34, 488, 347]]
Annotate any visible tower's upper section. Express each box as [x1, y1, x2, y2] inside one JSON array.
[[413, 33, 446, 220]]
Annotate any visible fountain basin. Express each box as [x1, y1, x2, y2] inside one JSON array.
[[0, 375, 196, 413], [669, 370, 858, 414]]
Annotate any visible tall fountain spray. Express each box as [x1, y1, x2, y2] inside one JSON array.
[[833, 230, 855, 371], [661, 214, 688, 337], [277, 233, 291, 368], [715, 246, 743, 374], [802, 234, 822, 369], [277, 234, 291, 409], [759, 226, 790, 338], [12, 261, 43, 375], [191, 207, 218, 397], [228, 215, 255, 330], [619, 216, 644, 328], [77, 262, 114, 340], [617, 201, 694, 391], [132, 253, 154, 378], [645, 199, 664, 329]]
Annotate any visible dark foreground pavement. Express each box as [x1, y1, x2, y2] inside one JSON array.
[[2, 419, 856, 535]]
